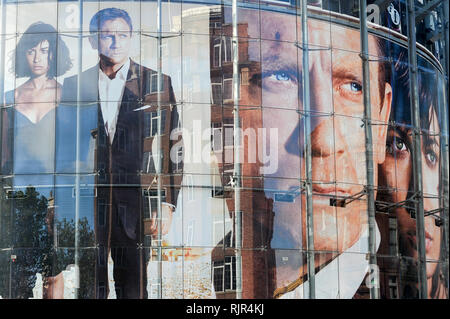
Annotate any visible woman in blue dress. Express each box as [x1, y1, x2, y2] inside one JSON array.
[[0, 22, 72, 298]]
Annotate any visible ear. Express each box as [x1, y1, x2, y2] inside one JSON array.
[[89, 34, 98, 50], [375, 82, 392, 164]]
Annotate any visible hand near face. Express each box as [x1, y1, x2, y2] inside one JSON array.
[[149, 203, 175, 238]]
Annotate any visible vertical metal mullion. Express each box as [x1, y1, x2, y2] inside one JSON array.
[[406, 0, 427, 299], [73, 0, 84, 300], [359, 0, 379, 299], [444, 0, 449, 89], [156, 0, 163, 300], [438, 73, 449, 295], [301, 0, 315, 299], [0, 0, 7, 299], [232, 0, 242, 300]]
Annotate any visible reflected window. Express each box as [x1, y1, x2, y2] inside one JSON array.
[[212, 122, 222, 152], [146, 71, 165, 94], [223, 76, 233, 102], [389, 217, 398, 256], [142, 152, 155, 174], [389, 276, 398, 299], [117, 127, 129, 152], [213, 37, 233, 68], [144, 110, 167, 137], [172, 146, 183, 173], [98, 246, 106, 266], [186, 220, 195, 246], [224, 120, 234, 148], [213, 38, 221, 68], [212, 256, 236, 292], [211, 82, 222, 105], [143, 189, 167, 220], [98, 198, 107, 227]]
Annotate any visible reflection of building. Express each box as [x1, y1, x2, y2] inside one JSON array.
[[209, 10, 278, 299]]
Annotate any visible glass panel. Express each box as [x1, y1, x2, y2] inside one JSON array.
[[146, 248, 184, 299], [261, 107, 301, 179], [17, 0, 57, 35], [58, 32, 99, 105], [0, 249, 10, 299], [183, 247, 217, 298], [140, 33, 182, 105], [264, 178, 302, 250], [182, 34, 211, 105], [260, 39, 299, 110], [182, 183, 225, 248], [271, 250, 307, 299], [53, 248, 96, 299], [426, 261, 448, 299], [1, 33, 17, 104], [223, 2, 261, 40], [12, 103, 55, 175], [54, 174, 96, 248], [55, 102, 98, 174]]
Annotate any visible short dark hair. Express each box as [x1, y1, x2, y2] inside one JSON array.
[[13, 22, 72, 78], [89, 7, 133, 34], [375, 37, 392, 109]]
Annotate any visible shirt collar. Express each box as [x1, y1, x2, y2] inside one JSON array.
[[99, 58, 131, 81], [279, 224, 381, 299]]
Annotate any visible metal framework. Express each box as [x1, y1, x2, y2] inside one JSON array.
[[0, 0, 448, 300]]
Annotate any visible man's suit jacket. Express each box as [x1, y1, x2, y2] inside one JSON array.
[[57, 60, 178, 242]]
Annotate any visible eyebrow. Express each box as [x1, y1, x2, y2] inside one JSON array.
[[332, 68, 362, 83], [261, 52, 298, 74], [423, 133, 440, 149], [391, 125, 413, 148]]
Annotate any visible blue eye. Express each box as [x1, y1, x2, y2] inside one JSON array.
[[275, 72, 290, 81], [350, 82, 362, 92]]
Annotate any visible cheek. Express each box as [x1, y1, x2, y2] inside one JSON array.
[[26, 55, 33, 65]]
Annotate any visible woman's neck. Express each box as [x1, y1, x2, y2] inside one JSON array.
[[28, 74, 50, 90]]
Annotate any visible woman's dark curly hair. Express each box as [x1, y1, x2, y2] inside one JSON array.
[[12, 22, 72, 78]]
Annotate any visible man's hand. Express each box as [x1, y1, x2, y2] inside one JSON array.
[[149, 203, 175, 237]]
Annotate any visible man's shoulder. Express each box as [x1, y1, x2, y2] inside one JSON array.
[[63, 65, 99, 83], [129, 60, 171, 79]]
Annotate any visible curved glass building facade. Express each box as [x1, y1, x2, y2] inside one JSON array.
[[0, 0, 448, 299]]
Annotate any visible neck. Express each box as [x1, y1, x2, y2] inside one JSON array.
[[100, 58, 128, 79], [28, 74, 49, 89]]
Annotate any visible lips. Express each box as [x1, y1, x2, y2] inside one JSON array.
[[312, 185, 354, 197]]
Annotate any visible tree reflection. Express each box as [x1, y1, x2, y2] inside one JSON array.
[[0, 186, 95, 299]]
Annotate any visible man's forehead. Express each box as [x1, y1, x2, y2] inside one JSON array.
[[100, 18, 131, 32], [258, 14, 379, 54]]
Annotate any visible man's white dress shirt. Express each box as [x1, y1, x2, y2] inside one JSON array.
[[280, 224, 381, 299], [98, 59, 130, 143]]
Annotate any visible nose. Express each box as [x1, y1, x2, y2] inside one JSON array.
[[308, 53, 337, 158], [110, 35, 120, 49], [33, 51, 40, 63]]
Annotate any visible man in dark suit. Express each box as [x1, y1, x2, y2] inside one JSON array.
[[58, 7, 178, 299]]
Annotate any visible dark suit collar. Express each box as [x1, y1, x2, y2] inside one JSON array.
[[126, 59, 140, 81], [93, 58, 140, 81]]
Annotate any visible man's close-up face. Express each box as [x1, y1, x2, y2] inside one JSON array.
[[254, 17, 392, 261], [94, 18, 132, 67]]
